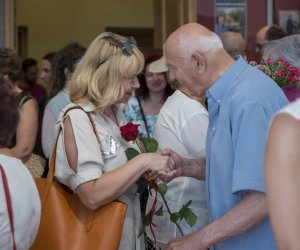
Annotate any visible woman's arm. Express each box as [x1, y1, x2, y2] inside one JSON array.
[[63, 116, 174, 210], [10, 99, 38, 161], [265, 113, 300, 250]]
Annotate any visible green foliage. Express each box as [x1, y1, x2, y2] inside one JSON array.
[[141, 137, 158, 152], [178, 200, 197, 227], [157, 182, 168, 195], [169, 200, 197, 227], [124, 147, 140, 160], [170, 212, 180, 223], [155, 205, 164, 216]]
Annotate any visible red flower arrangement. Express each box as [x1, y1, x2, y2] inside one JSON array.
[[254, 57, 300, 88], [120, 123, 197, 240]]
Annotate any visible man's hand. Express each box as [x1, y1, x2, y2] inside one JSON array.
[[165, 231, 207, 250], [158, 148, 183, 182]]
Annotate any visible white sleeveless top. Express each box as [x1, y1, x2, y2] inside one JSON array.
[[54, 102, 144, 250], [277, 98, 300, 120]]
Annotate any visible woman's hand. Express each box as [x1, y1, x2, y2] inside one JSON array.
[[143, 152, 175, 173]]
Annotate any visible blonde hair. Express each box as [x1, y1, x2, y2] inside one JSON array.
[[70, 32, 144, 112]]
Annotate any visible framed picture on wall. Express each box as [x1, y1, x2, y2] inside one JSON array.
[[215, 0, 247, 38], [279, 10, 300, 35]]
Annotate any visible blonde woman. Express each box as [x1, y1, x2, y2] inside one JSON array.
[[53, 32, 175, 249]]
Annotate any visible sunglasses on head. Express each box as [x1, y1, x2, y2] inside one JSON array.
[[98, 36, 137, 66]]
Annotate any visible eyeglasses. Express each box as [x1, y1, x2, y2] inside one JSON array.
[[98, 36, 137, 66]]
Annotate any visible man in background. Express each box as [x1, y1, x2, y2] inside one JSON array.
[[255, 24, 287, 56], [220, 31, 247, 59]]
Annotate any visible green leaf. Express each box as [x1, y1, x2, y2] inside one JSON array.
[[125, 147, 140, 160], [155, 205, 164, 216], [183, 200, 192, 209], [157, 183, 168, 195], [141, 137, 158, 152], [170, 212, 180, 223], [182, 208, 197, 227], [138, 227, 145, 238]]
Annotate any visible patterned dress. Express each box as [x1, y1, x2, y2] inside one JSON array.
[[123, 96, 157, 138]]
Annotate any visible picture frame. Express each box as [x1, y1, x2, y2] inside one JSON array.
[[214, 0, 247, 38], [279, 10, 300, 35]]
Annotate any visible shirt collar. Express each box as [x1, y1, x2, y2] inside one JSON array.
[[206, 56, 248, 105]]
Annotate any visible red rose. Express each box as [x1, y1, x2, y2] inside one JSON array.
[[120, 123, 140, 141]]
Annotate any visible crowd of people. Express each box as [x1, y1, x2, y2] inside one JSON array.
[[0, 21, 300, 250]]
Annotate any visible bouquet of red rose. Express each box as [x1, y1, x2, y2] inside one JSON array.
[[120, 123, 197, 240], [254, 57, 300, 88]]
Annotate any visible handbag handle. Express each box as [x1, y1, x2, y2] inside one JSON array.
[[41, 105, 100, 206], [137, 97, 150, 137], [0, 164, 17, 250]]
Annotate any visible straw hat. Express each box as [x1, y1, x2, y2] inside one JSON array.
[[148, 56, 168, 73]]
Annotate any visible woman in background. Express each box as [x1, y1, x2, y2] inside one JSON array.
[[0, 48, 38, 164], [40, 51, 56, 95], [124, 49, 174, 138], [42, 42, 86, 159]]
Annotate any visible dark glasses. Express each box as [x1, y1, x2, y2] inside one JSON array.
[[98, 36, 137, 66]]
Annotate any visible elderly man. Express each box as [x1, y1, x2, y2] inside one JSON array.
[[219, 31, 246, 59], [161, 23, 288, 250]]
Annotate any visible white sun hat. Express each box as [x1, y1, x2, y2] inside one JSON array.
[[148, 56, 168, 73]]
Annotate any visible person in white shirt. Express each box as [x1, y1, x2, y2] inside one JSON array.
[[145, 55, 209, 249]]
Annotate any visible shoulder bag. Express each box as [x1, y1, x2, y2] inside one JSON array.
[[30, 106, 127, 250]]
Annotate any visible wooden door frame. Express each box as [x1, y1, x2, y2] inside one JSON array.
[[0, 0, 16, 49], [153, 0, 197, 48]]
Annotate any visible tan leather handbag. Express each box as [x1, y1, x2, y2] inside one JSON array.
[[31, 107, 127, 250]]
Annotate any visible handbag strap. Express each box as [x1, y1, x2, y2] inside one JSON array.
[[137, 97, 150, 137], [41, 105, 99, 206], [0, 164, 17, 250]]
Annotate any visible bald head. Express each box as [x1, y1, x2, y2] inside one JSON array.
[[255, 25, 287, 54], [220, 31, 246, 58], [166, 23, 223, 58], [164, 23, 234, 97]]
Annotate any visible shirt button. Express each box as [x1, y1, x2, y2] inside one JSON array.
[[217, 99, 221, 103], [212, 127, 216, 131]]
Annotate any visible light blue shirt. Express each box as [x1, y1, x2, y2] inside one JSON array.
[[42, 90, 70, 158], [206, 57, 288, 250], [47, 90, 70, 120]]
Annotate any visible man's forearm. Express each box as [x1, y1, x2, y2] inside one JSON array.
[[198, 191, 267, 248], [182, 158, 205, 180]]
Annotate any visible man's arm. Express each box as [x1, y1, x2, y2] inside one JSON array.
[[159, 149, 205, 181], [165, 191, 267, 250]]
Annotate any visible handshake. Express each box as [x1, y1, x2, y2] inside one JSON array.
[[144, 149, 205, 182]]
